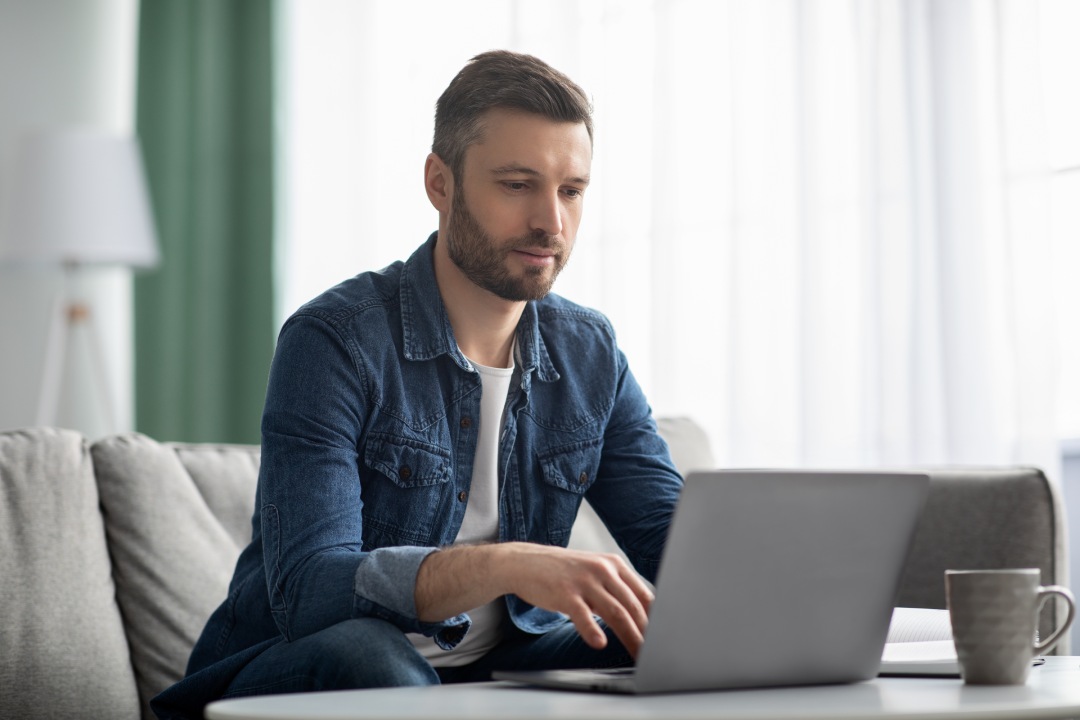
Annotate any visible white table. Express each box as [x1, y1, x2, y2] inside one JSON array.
[[205, 656, 1080, 720]]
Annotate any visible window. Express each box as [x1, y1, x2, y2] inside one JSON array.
[[1037, 0, 1080, 439], [279, 0, 1077, 469]]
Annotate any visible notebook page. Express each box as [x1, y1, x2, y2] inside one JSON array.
[[886, 607, 953, 643]]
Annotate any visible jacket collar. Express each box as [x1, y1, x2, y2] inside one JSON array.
[[399, 233, 559, 383]]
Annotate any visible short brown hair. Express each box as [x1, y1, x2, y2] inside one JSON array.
[[433, 50, 593, 182]]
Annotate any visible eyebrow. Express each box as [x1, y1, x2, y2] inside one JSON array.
[[490, 164, 590, 186]]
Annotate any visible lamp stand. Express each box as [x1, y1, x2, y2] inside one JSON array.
[[36, 264, 117, 433]]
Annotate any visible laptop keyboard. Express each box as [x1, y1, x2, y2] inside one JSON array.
[[592, 667, 636, 676]]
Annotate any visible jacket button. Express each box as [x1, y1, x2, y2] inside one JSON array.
[[400, 466, 412, 480], [460, 416, 472, 429], [458, 490, 467, 502], [578, 472, 588, 485]]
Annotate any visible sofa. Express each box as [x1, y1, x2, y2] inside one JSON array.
[[0, 418, 1068, 720]]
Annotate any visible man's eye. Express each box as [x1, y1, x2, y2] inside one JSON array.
[[505, 182, 528, 191], [563, 188, 584, 199]]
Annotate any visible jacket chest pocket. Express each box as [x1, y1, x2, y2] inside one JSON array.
[[538, 437, 603, 546], [361, 432, 453, 546]]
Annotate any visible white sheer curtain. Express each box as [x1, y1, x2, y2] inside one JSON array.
[[279, 0, 1065, 481]]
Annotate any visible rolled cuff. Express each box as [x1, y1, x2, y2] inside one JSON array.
[[353, 546, 471, 649]]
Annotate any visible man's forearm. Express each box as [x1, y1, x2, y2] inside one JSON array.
[[414, 542, 516, 622]]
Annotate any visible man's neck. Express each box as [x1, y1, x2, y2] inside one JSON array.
[[432, 237, 524, 369]]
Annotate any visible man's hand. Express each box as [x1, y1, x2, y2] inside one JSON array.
[[498, 543, 654, 657], [414, 542, 654, 658]]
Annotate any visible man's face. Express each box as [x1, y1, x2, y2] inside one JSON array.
[[444, 109, 592, 302]]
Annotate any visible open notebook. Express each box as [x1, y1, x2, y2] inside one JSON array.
[[881, 607, 1044, 676], [880, 607, 959, 676]]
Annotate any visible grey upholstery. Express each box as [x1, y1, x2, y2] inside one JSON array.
[[0, 428, 140, 720], [656, 416, 716, 474], [0, 420, 1069, 719], [91, 434, 260, 720], [895, 467, 1068, 652]]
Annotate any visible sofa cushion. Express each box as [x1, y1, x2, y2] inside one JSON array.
[[168, 441, 261, 548], [896, 466, 1066, 651], [656, 416, 715, 474], [91, 433, 259, 720], [0, 428, 140, 720]]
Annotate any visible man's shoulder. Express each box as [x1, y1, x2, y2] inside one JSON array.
[[291, 261, 405, 326]]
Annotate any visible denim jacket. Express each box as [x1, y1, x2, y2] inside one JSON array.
[[153, 234, 682, 717]]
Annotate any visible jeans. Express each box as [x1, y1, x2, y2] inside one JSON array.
[[436, 616, 632, 684], [222, 617, 631, 699]]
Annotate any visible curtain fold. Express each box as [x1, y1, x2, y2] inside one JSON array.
[[277, 0, 1063, 479], [134, 0, 276, 443]]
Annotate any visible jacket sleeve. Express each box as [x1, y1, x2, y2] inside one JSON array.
[[257, 313, 469, 648], [586, 347, 684, 584]]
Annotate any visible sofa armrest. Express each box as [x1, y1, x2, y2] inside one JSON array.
[[895, 466, 1068, 653], [0, 428, 141, 720]]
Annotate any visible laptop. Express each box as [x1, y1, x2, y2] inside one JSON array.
[[494, 469, 930, 693]]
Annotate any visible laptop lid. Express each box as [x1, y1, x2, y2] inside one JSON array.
[[633, 469, 930, 692], [497, 469, 929, 693]]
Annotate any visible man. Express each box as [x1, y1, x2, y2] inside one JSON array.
[[153, 50, 683, 719]]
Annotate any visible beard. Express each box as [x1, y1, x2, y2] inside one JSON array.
[[444, 186, 569, 302]]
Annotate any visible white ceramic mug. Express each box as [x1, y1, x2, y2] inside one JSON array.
[[946, 568, 1075, 685]]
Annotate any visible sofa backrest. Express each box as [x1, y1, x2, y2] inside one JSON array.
[[0, 428, 141, 720], [896, 466, 1067, 649], [90, 433, 259, 720], [0, 420, 1068, 720]]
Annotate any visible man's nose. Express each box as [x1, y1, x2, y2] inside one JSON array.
[[528, 191, 564, 237]]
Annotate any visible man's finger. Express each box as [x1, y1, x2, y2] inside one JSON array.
[[614, 557, 655, 609], [592, 590, 646, 658], [603, 573, 651, 633], [590, 555, 651, 635], [566, 601, 608, 650]]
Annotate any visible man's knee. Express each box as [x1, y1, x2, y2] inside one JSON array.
[[229, 618, 438, 698], [308, 618, 438, 689]]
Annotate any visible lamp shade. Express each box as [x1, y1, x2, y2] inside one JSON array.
[[1, 128, 160, 268]]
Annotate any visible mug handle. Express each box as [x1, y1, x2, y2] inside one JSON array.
[[1034, 585, 1076, 654]]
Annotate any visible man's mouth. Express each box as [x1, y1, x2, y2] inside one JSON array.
[[513, 247, 558, 266]]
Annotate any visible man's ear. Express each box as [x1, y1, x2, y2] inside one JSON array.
[[425, 153, 453, 213]]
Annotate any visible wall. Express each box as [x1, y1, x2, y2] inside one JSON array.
[[0, 0, 139, 439]]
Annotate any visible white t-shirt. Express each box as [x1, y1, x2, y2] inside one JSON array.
[[407, 352, 514, 666]]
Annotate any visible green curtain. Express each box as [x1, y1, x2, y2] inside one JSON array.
[[134, 0, 276, 444]]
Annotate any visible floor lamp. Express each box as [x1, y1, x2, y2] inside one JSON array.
[[0, 128, 160, 431]]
